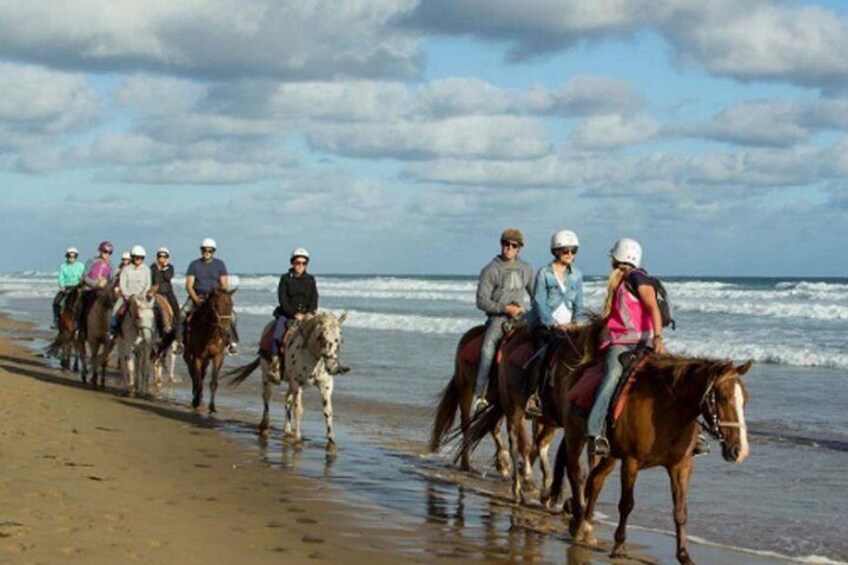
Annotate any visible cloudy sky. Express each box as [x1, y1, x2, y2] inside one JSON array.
[[1, 0, 847, 277]]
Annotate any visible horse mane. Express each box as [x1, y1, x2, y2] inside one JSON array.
[[643, 355, 734, 386]]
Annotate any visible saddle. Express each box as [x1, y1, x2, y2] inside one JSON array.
[[152, 294, 174, 334], [568, 349, 651, 427], [459, 322, 529, 377], [257, 319, 294, 362]]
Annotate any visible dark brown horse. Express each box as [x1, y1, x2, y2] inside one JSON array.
[[430, 325, 511, 477], [45, 284, 85, 373], [82, 286, 115, 387], [183, 288, 236, 413], [456, 320, 603, 503], [548, 353, 752, 565]]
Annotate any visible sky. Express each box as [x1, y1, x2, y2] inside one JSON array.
[[1, 0, 847, 277]]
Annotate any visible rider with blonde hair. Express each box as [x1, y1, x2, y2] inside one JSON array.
[[589, 238, 707, 457]]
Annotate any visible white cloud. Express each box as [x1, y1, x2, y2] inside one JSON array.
[[414, 77, 514, 117], [524, 76, 644, 116], [0, 0, 422, 80], [307, 115, 551, 160], [0, 63, 99, 133], [570, 113, 659, 149]]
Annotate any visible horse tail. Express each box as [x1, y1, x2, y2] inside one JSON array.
[[44, 333, 67, 359], [549, 431, 569, 506], [226, 357, 261, 387], [430, 375, 460, 452], [453, 402, 503, 466]]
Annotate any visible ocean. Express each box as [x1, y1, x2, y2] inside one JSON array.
[[1, 271, 845, 564]]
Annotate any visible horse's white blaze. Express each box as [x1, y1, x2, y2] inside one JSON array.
[[733, 382, 749, 463]]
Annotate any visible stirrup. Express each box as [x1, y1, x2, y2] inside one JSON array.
[[472, 396, 489, 414], [588, 436, 610, 458], [524, 392, 542, 419], [693, 433, 710, 457]]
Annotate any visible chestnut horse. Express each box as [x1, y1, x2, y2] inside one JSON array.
[[45, 284, 85, 373], [429, 325, 511, 477], [183, 288, 236, 413], [548, 354, 752, 565], [455, 320, 603, 503]]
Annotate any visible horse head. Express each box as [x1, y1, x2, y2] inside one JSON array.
[[700, 360, 752, 464], [205, 287, 235, 339], [305, 311, 345, 370], [129, 294, 156, 345]]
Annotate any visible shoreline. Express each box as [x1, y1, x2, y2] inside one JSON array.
[[0, 308, 803, 564]]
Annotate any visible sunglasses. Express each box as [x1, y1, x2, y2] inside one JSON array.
[[66, 254, 77, 259], [103, 250, 113, 255], [201, 248, 215, 253], [501, 240, 521, 249], [293, 260, 308, 266], [556, 246, 579, 255], [157, 254, 169, 259], [132, 256, 144, 260]]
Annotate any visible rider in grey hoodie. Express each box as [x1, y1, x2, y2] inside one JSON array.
[[473, 228, 534, 411]]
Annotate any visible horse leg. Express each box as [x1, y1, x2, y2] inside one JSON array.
[[668, 458, 695, 565], [611, 456, 639, 558], [535, 424, 559, 507], [458, 372, 475, 473], [209, 357, 222, 414], [573, 456, 616, 546], [566, 429, 587, 534], [319, 378, 336, 448], [283, 382, 295, 438], [124, 343, 136, 396], [190, 357, 204, 409], [293, 385, 304, 443], [168, 345, 179, 383], [491, 422, 511, 478], [259, 370, 272, 438], [516, 411, 537, 497]]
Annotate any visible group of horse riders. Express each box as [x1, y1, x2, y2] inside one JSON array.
[[473, 228, 708, 458]]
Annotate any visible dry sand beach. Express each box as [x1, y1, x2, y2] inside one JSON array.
[[0, 311, 788, 564]]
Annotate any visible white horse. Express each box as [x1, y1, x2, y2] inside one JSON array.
[[228, 311, 348, 450], [116, 294, 157, 396]]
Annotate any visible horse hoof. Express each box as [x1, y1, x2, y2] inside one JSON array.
[[611, 544, 628, 559], [208, 406, 217, 415]]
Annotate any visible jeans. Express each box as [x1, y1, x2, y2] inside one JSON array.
[[474, 315, 508, 397], [271, 315, 290, 356], [587, 344, 634, 438]]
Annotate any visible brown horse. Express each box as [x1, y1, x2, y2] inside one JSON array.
[[456, 320, 603, 503], [82, 286, 115, 387], [45, 284, 85, 373], [183, 288, 236, 413], [549, 353, 752, 565], [429, 325, 511, 477]]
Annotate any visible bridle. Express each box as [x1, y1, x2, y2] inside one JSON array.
[[698, 373, 746, 445]]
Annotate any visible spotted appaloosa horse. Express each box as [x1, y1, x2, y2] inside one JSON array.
[[183, 288, 236, 413], [228, 311, 348, 450], [548, 354, 752, 565]]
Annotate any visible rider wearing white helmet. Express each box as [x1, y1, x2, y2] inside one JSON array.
[[524, 229, 585, 416], [269, 248, 318, 355], [52, 246, 85, 328], [109, 244, 152, 337], [183, 237, 239, 354]]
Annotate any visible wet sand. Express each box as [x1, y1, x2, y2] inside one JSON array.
[[0, 311, 786, 564]]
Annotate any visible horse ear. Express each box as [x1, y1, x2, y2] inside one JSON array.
[[227, 288, 238, 296], [337, 311, 348, 325], [736, 360, 753, 375]]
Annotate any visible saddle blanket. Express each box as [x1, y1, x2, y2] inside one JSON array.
[[459, 326, 533, 369], [568, 356, 647, 424]]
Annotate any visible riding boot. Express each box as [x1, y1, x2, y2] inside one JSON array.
[[524, 362, 543, 418], [108, 315, 119, 339]]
